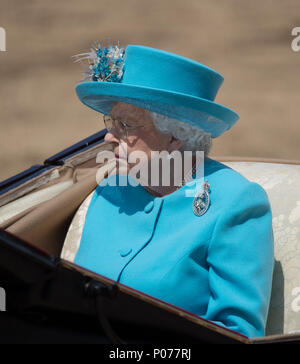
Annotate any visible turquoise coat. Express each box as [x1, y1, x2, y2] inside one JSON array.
[[74, 157, 274, 338]]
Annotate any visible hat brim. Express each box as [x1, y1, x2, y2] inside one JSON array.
[[75, 82, 239, 138]]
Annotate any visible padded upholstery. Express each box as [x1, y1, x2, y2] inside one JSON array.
[[223, 161, 300, 336]]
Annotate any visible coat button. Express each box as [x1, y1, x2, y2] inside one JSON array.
[[144, 200, 154, 213], [119, 248, 132, 257]]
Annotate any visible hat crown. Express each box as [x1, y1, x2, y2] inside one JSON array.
[[121, 45, 224, 102]]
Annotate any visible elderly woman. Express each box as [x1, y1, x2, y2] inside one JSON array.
[[69, 43, 274, 338]]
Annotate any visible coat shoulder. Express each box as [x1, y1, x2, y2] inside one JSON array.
[[203, 157, 270, 207]]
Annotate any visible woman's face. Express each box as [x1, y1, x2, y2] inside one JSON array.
[[104, 102, 182, 169]]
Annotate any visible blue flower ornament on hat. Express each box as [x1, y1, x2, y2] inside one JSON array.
[[73, 41, 239, 138]]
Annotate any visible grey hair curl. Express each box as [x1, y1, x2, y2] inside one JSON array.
[[150, 111, 212, 157]]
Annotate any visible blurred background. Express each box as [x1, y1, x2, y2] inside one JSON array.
[[0, 0, 299, 181]]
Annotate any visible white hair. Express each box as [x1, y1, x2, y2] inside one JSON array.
[[150, 111, 212, 157]]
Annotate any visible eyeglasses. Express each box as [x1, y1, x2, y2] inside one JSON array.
[[103, 115, 144, 138]]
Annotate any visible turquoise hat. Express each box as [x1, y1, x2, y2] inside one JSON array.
[[74, 43, 239, 138]]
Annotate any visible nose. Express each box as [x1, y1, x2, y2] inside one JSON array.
[[104, 130, 120, 144]]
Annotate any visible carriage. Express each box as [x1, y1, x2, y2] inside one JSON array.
[[0, 129, 299, 344]]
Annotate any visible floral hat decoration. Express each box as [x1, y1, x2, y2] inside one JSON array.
[[72, 40, 239, 138], [72, 40, 125, 83]]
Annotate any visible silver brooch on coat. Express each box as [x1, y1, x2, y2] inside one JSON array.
[[193, 180, 210, 216]]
